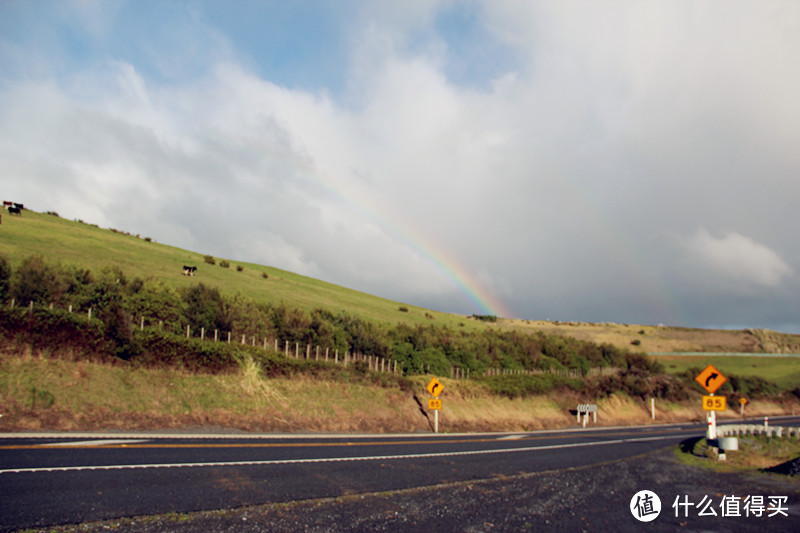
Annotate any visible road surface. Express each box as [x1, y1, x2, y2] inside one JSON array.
[[2, 417, 798, 531]]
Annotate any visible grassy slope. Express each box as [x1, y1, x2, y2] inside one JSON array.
[[5, 210, 800, 353], [3, 210, 800, 432], [4, 355, 793, 433], [0, 210, 479, 329]]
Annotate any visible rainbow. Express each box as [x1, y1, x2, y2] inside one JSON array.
[[279, 152, 512, 318]]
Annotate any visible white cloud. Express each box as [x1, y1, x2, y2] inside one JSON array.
[[686, 229, 793, 288], [2, 1, 800, 329]]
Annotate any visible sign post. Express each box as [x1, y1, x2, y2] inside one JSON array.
[[695, 365, 727, 443], [739, 397, 748, 417], [426, 378, 444, 433]]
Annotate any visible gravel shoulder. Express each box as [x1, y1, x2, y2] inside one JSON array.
[[22, 446, 800, 533]]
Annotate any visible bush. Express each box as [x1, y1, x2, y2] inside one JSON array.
[[183, 283, 231, 333], [10, 255, 68, 306], [204, 255, 216, 265], [220, 260, 230, 269], [0, 253, 10, 300], [236, 265, 244, 272]]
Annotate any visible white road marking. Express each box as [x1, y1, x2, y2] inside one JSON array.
[[38, 439, 151, 447], [0, 435, 678, 474]]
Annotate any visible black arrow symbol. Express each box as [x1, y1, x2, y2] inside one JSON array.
[[432, 383, 441, 395], [705, 373, 718, 387]]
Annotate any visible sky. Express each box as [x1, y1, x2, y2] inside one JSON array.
[[1, 1, 799, 333]]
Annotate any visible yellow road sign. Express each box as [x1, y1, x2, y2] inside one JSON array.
[[428, 398, 442, 410], [702, 395, 727, 411], [695, 364, 727, 394], [739, 397, 748, 405], [426, 377, 444, 397]]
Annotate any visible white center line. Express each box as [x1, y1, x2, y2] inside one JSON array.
[[0, 435, 678, 474]]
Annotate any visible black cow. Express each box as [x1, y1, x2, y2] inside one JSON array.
[[13, 203, 23, 210], [8, 207, 21, 215], [182, 265, 197, 276]]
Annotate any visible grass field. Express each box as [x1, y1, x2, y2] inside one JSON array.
[[4, 209, 800, 355], [653, 354, 800, 389], [6, 352, 794, 433], [0, 210, 484, 329]]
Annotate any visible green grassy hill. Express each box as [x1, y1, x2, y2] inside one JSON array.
[[3, 209, 800, 433], [4, 209, 800, 356], [0, 210, 478, 329]]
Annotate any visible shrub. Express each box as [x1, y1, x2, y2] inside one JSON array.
[[236, 265, 244, 272], [262, 272, 269, 279], [220, 260, 230, 269], [0, 253, 10, 300], [398, 306, 408, 312], [10, 255, 68, 305], [204, 255, 216, 265], [183, 283, 232, 333]]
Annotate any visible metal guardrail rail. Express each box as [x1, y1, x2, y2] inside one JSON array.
[[718, 424, 800, 438]]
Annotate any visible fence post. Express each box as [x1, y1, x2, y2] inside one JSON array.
[[214, 329, 218, 342], [201, 327, 205, 340], [227, 331, 231, 344]]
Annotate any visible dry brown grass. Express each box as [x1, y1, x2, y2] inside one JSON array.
[[498, 319, 784, 354], [3, 353, 799, 434]]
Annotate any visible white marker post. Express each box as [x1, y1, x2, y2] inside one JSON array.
[[707, 394, 717, 441]]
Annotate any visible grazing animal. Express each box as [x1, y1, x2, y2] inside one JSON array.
[[13, 203, 23, 210], [182, 265, 197, 276], [2, 201, 11, 207], [8, 207, 21, 215]]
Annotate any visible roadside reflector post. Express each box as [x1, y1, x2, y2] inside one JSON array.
[[651, 398, 656, 420], [765, 416, 769, 429]]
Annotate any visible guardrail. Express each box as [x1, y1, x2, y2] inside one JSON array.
[[717, 424, 800, 439]]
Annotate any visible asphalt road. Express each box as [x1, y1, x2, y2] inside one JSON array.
[[2, 417, 799, 531]]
